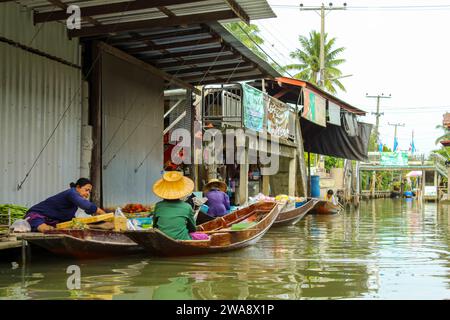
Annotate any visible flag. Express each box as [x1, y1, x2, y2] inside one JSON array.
[[377, 137, 383, 152], [410, 130, 416, 154], [393, 136, 398, 152]]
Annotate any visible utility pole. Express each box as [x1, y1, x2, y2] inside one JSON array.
[[388, 122, 405, 151], [300, 3, 347, 88], [366, 93, 391, 143]]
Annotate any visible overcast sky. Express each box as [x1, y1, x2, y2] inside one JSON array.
[[254, 0, 450, 155]]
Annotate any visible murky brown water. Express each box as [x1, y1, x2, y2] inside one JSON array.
[[0, 199, 449, 299]]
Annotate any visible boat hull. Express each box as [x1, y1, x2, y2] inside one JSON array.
[[272, 199, 317, 227], [125, 202, 280, 257], [24, 230, 144, 259], [309, 200, 342, 215]]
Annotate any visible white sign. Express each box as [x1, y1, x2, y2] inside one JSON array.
[[424, 186, 437, 196]]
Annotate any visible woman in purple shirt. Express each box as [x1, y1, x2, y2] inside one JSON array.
[[25, 178, 106, 232], [203, 179, 230, 217]]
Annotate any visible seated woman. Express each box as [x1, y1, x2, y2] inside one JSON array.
[[153, 171, 208, 240], [324, 189, 338, 205], [203, 179, 230, 218], [25, 178, 106, 232]]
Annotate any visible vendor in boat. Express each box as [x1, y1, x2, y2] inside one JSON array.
[[153, 171, 208, 241], [24, 178, 106, 232], [324, 189, 338, 206], [203, 179, 230, 218]]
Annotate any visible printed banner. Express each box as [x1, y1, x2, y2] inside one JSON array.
[[302, 88, 326, 127], [328, 101, 341, 126], [380, 152, 408, 166], [267, 96, 290, 138], [242, 83, 264, 132]]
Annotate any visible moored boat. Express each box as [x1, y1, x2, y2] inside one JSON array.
[[272, 199, 318, 227], [22, 229, 144, 259], [309, 200, 342, 215], [124, 201, 280, 256]]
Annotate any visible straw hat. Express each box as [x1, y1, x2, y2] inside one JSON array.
[[153, 171, 194, 200], [203, 179, 227, 193]]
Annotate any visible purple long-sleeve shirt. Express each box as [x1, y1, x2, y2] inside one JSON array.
[[205, 189, 230, 217], [26, 188, 97, 222]]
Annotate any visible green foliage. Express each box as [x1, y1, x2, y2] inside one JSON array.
[[324, 156, 344, 171], [285, 31, 346, 94], [435, 124, 450, 145], [223, 22, 268, 61], [432, 146, 450, 159]]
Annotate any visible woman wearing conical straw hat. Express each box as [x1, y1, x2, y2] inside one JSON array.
[[153, 171, 208, 240], [203, 179, 230, 218]]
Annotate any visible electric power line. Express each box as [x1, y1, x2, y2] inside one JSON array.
[[236, 23, 294, 77]]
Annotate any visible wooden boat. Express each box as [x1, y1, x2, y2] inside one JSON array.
[[22, 229, 144, 259], [124, 201, 280, 257], [272, 199, 318, 227], [309, 200, 342, 215]]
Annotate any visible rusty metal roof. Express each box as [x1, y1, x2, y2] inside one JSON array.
[[258, 77, 367, 116], [13, 0, 278, 86], [443, 112, 450, 128]]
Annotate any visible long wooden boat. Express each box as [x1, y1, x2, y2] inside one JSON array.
[[22, 229, 144, 259], [124, 201, 280, 257], [272, 199, 318, 227], [309, 200, 342, 215]]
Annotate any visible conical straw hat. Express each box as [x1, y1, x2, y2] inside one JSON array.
[[203, 179, 227, 193], [153, 171, 194, 200]]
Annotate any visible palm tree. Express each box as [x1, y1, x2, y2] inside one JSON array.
[[285, 31, 346, 94], [435, 124, 450, 144], [223, 22, 268, 61]]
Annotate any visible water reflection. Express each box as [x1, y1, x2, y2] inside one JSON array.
[[0, 199, 449, 299]]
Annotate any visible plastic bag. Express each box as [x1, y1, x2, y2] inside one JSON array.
[[10, 218, 31, 233], [75, 210, 91, 218], [115, 207, 127, 218]]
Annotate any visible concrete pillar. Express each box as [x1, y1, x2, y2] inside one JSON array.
[[239, 149, 249, 206], [288, 151, 297, 197]]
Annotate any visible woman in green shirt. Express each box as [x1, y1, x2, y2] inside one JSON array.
[[152, 171, 208, 241]]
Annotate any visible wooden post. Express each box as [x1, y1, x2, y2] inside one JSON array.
[[434, 170, 438, 201], [370, 171, 376, 199], [422, 170, 426, 202], [308, 152, 311, 197], [448, 166, 450, 199], [89, 42, 103, 207], [289, 151, 297, 196], [262, 174, 270, 195]]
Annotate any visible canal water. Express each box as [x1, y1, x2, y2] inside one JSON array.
[[0, 199, 449, 300]]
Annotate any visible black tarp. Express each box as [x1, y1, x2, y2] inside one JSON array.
[[301, 117, 373, 161]]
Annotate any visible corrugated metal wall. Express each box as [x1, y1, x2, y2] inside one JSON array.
[[0, 2, 80, 65], [102, 52, 164, 208], [0, 2, 82, 206]]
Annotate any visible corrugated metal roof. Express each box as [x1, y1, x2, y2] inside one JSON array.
[[16, 0, 276, 26], [12, 0, 279, 86]]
